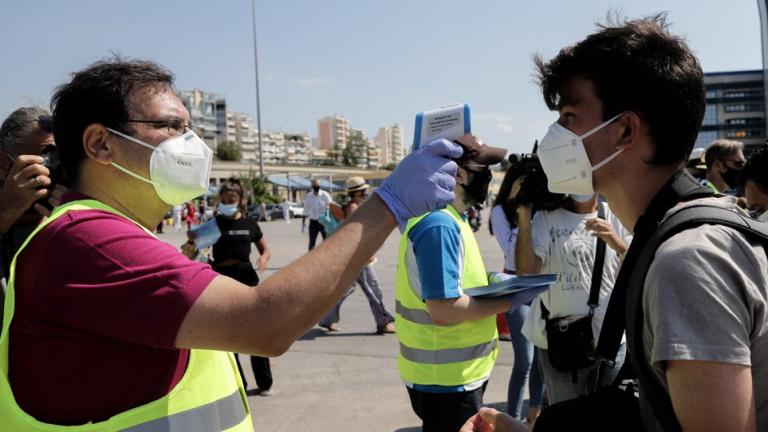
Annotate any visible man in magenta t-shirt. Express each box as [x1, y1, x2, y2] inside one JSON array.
[[5, 58, 464, 425]]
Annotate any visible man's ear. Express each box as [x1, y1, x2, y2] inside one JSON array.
[[82, 124, 113, 165], [713, 159, 726, 173], [618, 111, 641, 149], [455, 166, 469, 185]]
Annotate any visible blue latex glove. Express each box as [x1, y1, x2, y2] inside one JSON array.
[[374, 138, 463, 231]]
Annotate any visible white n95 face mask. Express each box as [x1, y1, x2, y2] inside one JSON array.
[[537, 114, 623, 195], [107, 128, 213, 206]]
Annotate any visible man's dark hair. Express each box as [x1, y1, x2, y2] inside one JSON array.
[[704, 139, 744, 170], [742, 145, 768, 192], [50, 57, 174, 185], [535, 13, 705, 166]]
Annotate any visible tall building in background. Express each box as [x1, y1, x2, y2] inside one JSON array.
[[226, 111, 258, 162], [242, 131, 312, 165], [366, 139, 381, 169], [260, 132, 285, 165], [695, 70, 766, 151], [317, 115, 349, 150], [178, 89, 226, 149], [284, 133, 312, 165], [375, 124, 404, 166]]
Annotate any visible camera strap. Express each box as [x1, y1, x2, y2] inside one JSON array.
[[588, 202, 606, 315], [541, 201, 606, 320]]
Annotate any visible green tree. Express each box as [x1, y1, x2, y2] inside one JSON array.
[[344, 129, 367, 167], [237, 169, 278, 204], [342, 146, 359, 167], [216, 141, 242, 161], [328, 145, 342, 165]]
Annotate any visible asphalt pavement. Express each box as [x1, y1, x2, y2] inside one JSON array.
[[159, 214, 520, 432]]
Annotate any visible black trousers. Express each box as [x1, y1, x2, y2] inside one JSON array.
[[406, 382, 487, 432], [212, 262, 272, 391], [308, 219, 327, 250], [234, 354, 272, 391]]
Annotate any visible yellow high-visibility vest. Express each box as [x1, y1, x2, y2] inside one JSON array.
[[395, 205, 498, 387], [0, 199, 252, 431]]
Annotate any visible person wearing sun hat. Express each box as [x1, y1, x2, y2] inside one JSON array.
[[318, 176, 396, 334]]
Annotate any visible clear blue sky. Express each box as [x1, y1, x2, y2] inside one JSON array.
[[0, 0, 762, 155]]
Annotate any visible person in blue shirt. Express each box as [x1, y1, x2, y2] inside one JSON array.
[[395, 135, 548, 432]]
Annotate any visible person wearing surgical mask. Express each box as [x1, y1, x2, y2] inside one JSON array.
[[702, 139, 746, 195], [741, 145, 768, 222], [186, 181, 273, 397], [303, 178, 333, 250]]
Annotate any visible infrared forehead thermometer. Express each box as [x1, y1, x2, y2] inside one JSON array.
[[412, 103, 471, 152]]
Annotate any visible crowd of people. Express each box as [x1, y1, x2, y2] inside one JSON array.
[[0, 12, 767, 432]]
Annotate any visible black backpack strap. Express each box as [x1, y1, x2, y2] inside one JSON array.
[[588, 203, 607, 313], [596, 172, 713, 362], [626, 203, 768, 432]]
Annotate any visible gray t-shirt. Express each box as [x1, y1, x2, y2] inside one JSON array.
[[641, 197, 768, 430]]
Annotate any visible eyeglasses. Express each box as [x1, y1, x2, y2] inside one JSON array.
[[124, 118, 192, 135]]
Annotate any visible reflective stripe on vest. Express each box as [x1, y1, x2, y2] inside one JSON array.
[[399, 339, 497, 364], [0, 199, 252, 431], [396, 300, 434, 325], [395, 205, 498, 387], [123, 390, 246, 432]]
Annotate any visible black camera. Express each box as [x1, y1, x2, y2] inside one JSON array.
[[508, 146, 565, 212], [40, 145, 59, 173], [35, 145, 61, 211]]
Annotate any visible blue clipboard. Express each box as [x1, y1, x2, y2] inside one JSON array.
[[188, 219, 221, 249], [466, 273, 558, 298]]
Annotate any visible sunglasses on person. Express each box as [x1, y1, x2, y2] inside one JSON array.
[[36, 115, 53, 133]]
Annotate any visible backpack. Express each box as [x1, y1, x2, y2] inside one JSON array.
[[596, 172, 768, 431]]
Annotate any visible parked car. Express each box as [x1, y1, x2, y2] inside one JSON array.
[[246, 204, 273, 221], [247, 202, 305, 220], [269, 202, 305, 219]]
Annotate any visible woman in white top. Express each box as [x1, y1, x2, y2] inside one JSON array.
[[489, 164, 545, 425]]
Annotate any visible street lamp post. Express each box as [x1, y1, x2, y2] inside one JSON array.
[[251, 0, 264, 178]]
